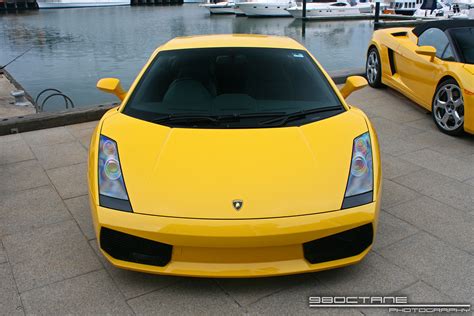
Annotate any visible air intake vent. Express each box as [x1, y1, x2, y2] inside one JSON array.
[[303, 224, 373, 264], [391, 31, 408, 37], [100, 227, 172, 267]]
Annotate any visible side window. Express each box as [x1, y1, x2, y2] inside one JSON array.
[[418, 28, 452, 60], [442, 44, 455, 61]]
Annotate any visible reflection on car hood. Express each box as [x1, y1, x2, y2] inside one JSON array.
[[101, 111, 369, 219]]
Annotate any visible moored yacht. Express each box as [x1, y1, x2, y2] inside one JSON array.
[[200, 0, 236, 14], [413, 0, 450, 17], [388, 0, 423, 15], [37, 0, 128, 8], [286, 0, 373, 18], [237, 0, 295, 16]]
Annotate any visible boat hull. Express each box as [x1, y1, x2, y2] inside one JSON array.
[[287, 3, 372, 18], [200, 2, 235, 14], [209, 6, 235, 14], [37, 0, 129, 8], [394, 9, 416, 15], [238, 2, 293, 16]]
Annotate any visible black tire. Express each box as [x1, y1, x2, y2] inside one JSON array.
[[432, 79, 465, 136], [366, 47, 383, 88]]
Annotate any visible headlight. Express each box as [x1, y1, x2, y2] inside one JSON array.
[[342, 132, 373, 209], [98, 135, 132, 212]]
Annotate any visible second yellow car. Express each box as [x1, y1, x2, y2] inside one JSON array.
[[367, 20, 474, 135]]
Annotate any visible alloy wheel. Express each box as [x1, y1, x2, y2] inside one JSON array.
[[433, 83, 464, 132]]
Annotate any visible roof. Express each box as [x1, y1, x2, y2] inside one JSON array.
[[412, 19, 474, 37], [159, 34, 305, 51]]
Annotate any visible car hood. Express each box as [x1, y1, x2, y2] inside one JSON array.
[[100, 111, 369, 219]]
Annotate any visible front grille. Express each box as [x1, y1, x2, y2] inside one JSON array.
[[100, 227, 172, 267], [303, 224, 373, 264]]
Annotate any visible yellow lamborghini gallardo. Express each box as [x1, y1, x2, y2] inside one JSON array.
[[88, 34, 381, 277], [367, 20, 474, 136]]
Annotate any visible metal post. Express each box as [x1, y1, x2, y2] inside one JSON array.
[[374, 1, 380, 23], [302, 0, 306, 19]]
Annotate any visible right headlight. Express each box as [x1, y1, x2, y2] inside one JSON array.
[[342, 132, 373, 209], [98, 135, 132, 212]]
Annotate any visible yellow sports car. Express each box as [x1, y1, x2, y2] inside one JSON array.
[[366, 20, 474, 136], [88, 34, 381, 277]]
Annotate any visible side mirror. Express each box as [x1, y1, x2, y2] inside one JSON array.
[[97, 78, 127, 101], [339, 76, 368, 99], [415, 46, 436, 62]]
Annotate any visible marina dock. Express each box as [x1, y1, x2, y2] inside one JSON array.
[[0, 69, 35, 119]]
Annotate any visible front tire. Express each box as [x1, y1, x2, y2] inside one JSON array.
[[366, 47, 383, 88], [432, 79, 464, 136]]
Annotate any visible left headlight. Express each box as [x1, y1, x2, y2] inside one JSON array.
[[342, 132, 373, 209], [98, 135, 132, 212]]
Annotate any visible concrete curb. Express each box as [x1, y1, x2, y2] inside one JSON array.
[[0, 68, 35, 105], [0, 103, 117, 135], [0, 71, 365, 136], [329, 68, 365, 84]]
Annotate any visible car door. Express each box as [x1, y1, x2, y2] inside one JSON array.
[[395, 28, 451, 108]]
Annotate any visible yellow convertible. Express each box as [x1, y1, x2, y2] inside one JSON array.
[[88, 34, 381, 277], [367, 20, 474, 136]]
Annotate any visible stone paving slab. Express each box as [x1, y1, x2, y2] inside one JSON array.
[[0, 86, 473, 314], [0, 263, 23, 316], [3, 220, 102, 293], [0, 185, 71, 237], [20, 270, 133, 315]]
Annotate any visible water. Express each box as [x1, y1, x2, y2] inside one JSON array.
[[0, 5, 374, 111]]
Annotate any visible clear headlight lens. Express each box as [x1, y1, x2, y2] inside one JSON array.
[[98, 135, 131, 211], [342, 132, 373, 209]]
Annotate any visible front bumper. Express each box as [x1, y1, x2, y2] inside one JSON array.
[[464, 93, 474, 135], [90, 198, 380, 278]]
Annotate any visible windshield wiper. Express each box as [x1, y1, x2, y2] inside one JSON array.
[[259, 106, 342, 126], [216, 111, 287, 120], [151, 112, 287, 125], [151, 114, 219, 125]]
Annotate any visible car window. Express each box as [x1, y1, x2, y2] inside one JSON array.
[[449, 27, 474, 64], [123, 48, 343, 128], [418, 28, 452, 60], [441, 44, 455, 61]]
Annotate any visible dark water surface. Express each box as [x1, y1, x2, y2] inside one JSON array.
[[0, 5, 374, 110]]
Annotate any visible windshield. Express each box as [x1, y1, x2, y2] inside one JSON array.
[[123, 47, 344, 128], [449, 27, 474, 64]]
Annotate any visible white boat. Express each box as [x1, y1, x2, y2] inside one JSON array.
[[388, 0, 423, 15], [451, 0, 473, 17], [237, 0, 295, 17], [286, 0, 373, 18], [234, 1, 246, 15], [413, 0, 450, 17], [200, 1, 235, 14], [37, 0, 129, 8]]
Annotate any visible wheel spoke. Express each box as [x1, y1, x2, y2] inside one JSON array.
[[453, 111, 463, 127], [441, 112, 450, 125], [446, 87, 454, 102], [453, 97, 463, 108], [434, 99, 446, 111]]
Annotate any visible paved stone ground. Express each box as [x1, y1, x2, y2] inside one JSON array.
[[0, 87, 473, 315]]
